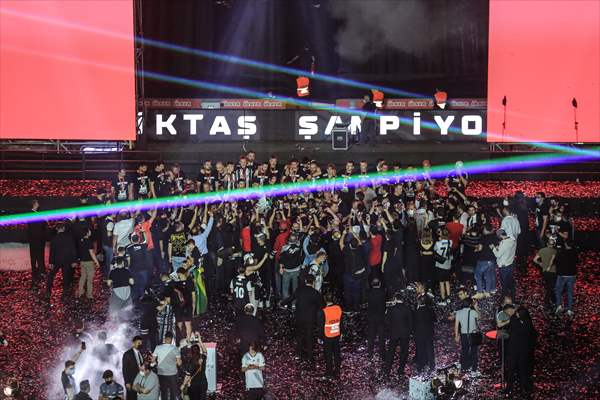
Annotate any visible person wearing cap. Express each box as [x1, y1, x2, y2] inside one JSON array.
[[122, 336, 144, 400], [384, 291, 413, 377], [318, 292, 342, 378], [491, 229, 517, 300], [98, 369, 124, 400], [366, 278, 386, 360]]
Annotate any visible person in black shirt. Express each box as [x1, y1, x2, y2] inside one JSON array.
[[340, 234, 367, 313], [235, 304, 265, 357], [366, 278, 387, 361], [414, 282, 436, 372], [506, 307, 537, 397], [173, 267, 196, 340], [149, 161, 168, 198], [535, 192, 550, 246], [46, 223, 78, 303], [26, 199, 47, 288], [107, 256, 134, 313], [77, 229, 100, 300], [231, 265, 252, 315], [554, 240, 578, 317], [286, 275, 324, 365], [133, 163, 151, 199], [384, 291, 413, 377], [181, 343, 208, 400], [127, 232, 150, 303], [361, 94, 378, 145], [112, 168, 132, 202]]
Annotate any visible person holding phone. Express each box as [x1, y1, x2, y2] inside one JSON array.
[[241, 343, 266, 400]]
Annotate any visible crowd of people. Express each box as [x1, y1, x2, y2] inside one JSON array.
[[22, 152, 580, 399]]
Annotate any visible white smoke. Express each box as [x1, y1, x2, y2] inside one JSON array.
[[47, 305, 138, 399], [329, 0, 479, 63], [330, 0, 430, 62]]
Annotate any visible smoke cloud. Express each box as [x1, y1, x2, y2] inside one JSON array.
[[330, 0, 430, 62], [329, 0, 476, 63], [47, 306, 137, 399]]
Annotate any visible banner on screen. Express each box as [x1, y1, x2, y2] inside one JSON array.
[[144, 110, 486, 142]]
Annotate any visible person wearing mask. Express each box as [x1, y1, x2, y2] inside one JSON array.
[[46, 223, 78, 304], [241, 343, 266, 400], [77, 228, 100, 300], [152, 332, 182, 400], [473, 224, 498, 299], [554, 240, 578, 318], [318, 293, 342, 379], [366, 278, 387, 361], [384, 292, 413, 377], [454, 297, 481, 375], [533, 238, 557, 309], [132, 363, 159, 400], [61, 345, 85, 400], [414, 282, 436, 372], [434, 229, 453, 305], [74, 380, 93, 400], [98, 370, 125, 400], [506, 308, 538, 397], [180, 343, 208, 400], [491, 229, 517, 300], [100, 213, 116, 279], [26, 199, 47, 289], [122, 336, 145, 400]]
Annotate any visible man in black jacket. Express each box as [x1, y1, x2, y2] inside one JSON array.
[[26, 199, 47, 289], [74, 380, 93, 400], [285, 275, 324, 364], [235, 304, 265, 357], [46, 223, 78, 303], [366, 278, 387, 361], [384, 291, 413, 377], [122, 336, 144, 400]]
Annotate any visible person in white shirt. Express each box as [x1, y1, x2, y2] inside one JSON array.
[[241, 343, 266, 400], [500, 206, 521, 240], [112, 211, 134, 250], [152, 332, 182, 400], [133, 363, 160, 400], [491, 229, 517, 300]]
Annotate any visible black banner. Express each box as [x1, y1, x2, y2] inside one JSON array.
[[144, 109, 486, 142]]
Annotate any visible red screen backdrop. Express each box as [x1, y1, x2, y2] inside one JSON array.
[[0, 0, 135, 140], [487, 0, 600, 143]]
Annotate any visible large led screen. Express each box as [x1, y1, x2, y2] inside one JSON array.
[[0, 0, 135, 140], [487, 0, 600, 143]]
